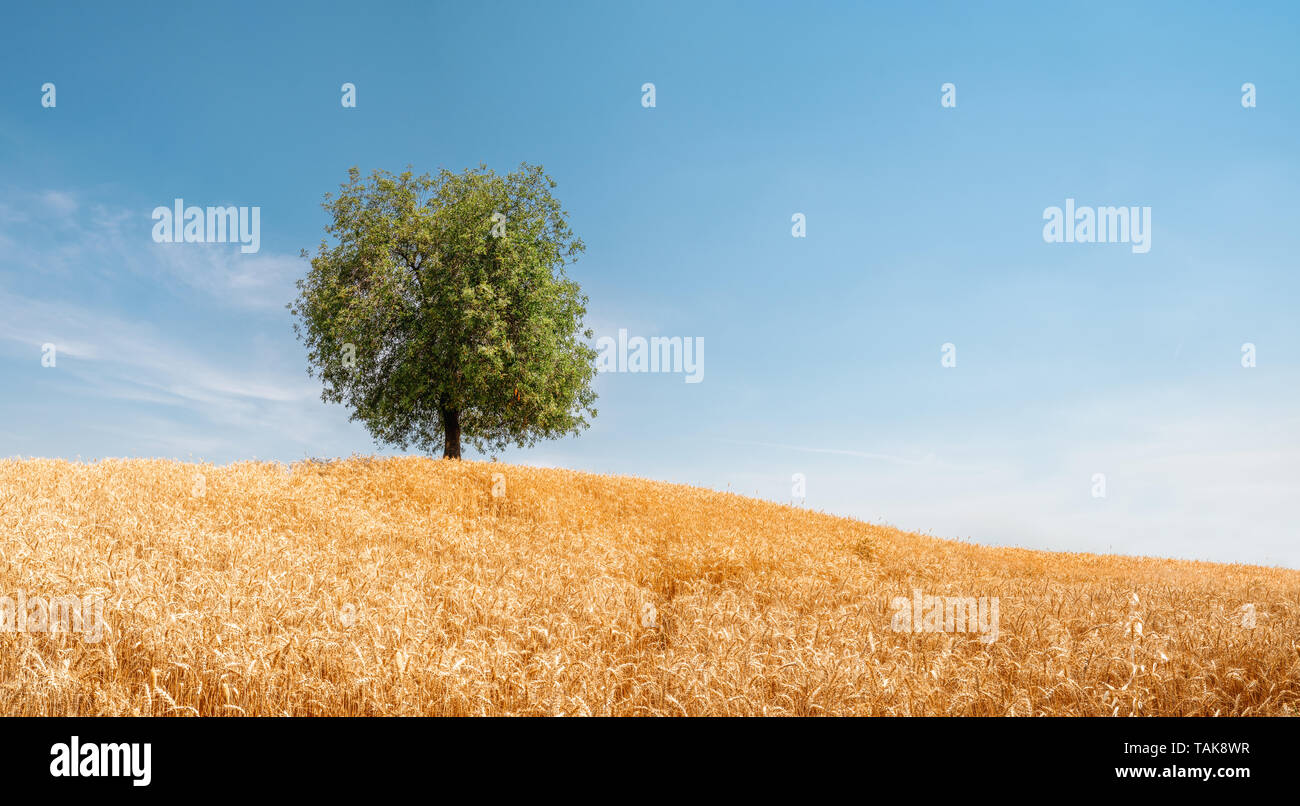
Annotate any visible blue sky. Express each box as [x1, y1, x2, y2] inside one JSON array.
[[2, 1, 1298, 566]]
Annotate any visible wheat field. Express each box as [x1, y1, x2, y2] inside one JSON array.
[[0, 456, 1296, 716]]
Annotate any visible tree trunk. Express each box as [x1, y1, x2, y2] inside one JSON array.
[[442, 407, 462, 459]]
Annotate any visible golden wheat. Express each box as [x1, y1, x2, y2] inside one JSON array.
[[0, 456, 1296, 716]]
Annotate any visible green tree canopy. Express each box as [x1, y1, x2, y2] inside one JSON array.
[[289, 163, 598, 458]]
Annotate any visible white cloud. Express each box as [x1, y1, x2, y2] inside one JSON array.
[[0, 287, 318, 423], [0, 189, 301, 312], [40, 190, 78, 216], [151, 244, 302, 312], [730, 389, 1300, 568]]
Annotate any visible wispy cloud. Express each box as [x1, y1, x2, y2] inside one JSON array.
[[0, 188, 300, 312], [150, 244, 302, 313], [709, 437, 945, 467], [0, 288, 317, 411], [713, 391, 1300, 567], [0, 186, 384, 462]]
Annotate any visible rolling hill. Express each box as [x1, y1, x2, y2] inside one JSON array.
[[1, 456, 1296, 716]]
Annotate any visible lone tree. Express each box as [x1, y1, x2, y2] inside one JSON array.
[[290, 163, 598, 459]]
